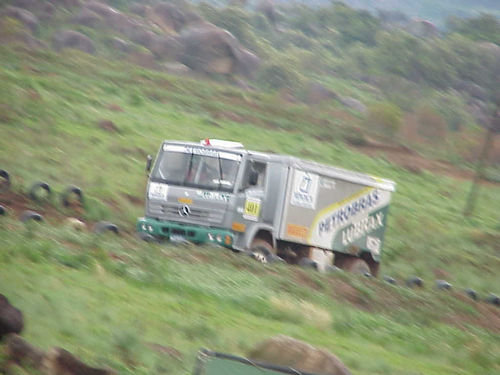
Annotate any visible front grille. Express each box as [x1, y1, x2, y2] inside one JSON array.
[[149, 201, 224, 225]]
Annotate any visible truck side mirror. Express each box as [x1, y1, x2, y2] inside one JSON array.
[[146, 155, 153, 173], [249, 170, 259, 186]]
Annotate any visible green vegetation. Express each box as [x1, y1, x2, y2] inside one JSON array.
[[0, 42, 499, 374], [1, 1, 499, 374]]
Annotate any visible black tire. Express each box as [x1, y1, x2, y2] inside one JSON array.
[[249, 238, 275, 264], [61, 185, 84, 207], [93, 221, 119, 235], [383, 275, 397, 285], [298, 257, 318, 270], [435, 279, 452, 291], [0, 169, 10, 193], [28, 181, 51, 202], [464, 288, 478, 301], [0, 205, 6, 216], [19, 210, 43, 223], [406, 276, 424, 288], [486, 293, 500, 307]]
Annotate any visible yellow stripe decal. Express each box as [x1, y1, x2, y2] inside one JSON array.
[[307, 186, 374, 242]]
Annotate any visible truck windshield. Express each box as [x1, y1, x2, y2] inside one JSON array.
[[152, 146, 241, 193]]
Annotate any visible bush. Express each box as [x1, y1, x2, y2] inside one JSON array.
[[365, 102, 403, 137], [414, 104, 448, 140], [257, 62, 303, 91]]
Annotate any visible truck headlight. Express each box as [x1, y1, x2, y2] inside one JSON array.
[[208, 233, 214, 241], [216, 234, 222, 243], [141, 223, 147, 231], [147, 225, 153, 233]]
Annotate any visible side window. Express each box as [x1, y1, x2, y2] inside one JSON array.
[[240, 160, 266, 191]]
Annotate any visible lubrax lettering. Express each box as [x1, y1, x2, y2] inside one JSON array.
[[318, 190, 379, 235], [341, 212, 384, 246]]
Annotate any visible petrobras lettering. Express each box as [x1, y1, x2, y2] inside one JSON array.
[[341, 212, 384, 246], [318, 190, 380, 235], [184, 146, 219, 158]]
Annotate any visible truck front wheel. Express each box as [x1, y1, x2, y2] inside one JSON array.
[[250, 239, 276, 264]]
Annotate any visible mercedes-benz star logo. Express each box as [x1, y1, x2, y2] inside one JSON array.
[[179, 205, 191, 217]]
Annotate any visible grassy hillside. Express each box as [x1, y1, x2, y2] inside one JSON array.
[[1, 43, 499, 374]]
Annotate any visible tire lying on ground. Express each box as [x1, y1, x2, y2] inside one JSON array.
[[19, 210, 43, 223], [61, 185, 83, 207], [435, 279, 452, 291], [485, 293, 500, 307], [383, 275, 397, 285], [464, 288, 478, 301], [28, 181, 51, 202], [0, 169, 11, 193], [0, 205, 6, 216], [93, 221, 119, 235], [406, 276, 423, 288]]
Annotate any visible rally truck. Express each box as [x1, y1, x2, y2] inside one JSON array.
[[137, 139, 395, 276]]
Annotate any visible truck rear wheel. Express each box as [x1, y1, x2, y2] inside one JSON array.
[[335, 254, 371, 276], [250, 239, 276, 264]]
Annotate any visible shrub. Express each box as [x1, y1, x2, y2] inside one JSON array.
[[365, 101, 403, 137]]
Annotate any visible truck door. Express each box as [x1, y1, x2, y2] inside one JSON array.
[[235, 159, 267, 225]]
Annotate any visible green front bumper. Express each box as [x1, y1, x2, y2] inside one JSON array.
[[137, 217, 234, 248]]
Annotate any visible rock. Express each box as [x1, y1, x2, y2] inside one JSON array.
[[129, 3, 148, 17], [46, 347, 116, 375], [147, 2, 188, 33], [0, 294, 24, 339], [249, 335, 352, 375], [85, 1, 118, 19], [151, 35, 182, 59], [5, 335, 115, 375], [1, 6, 38, 32], [406, 19, 439, 38], [97, 119, 118, 132], [52, 29, 95, 54], [257, 0, 277, 25], [5, 334, 46, 371], [109, 37, 132, 53], [406, 276, 423, 288], [73, 8, 102, 28], [339, 97, 367, 113], [176, 22, 260, 78], [129, 29, 156, 49], [456, 81, 488, 101], [65, 218, 86, 231], [306, 82, 338, 104], [162, 62, 191, 76], [435, 279, 452, 291]]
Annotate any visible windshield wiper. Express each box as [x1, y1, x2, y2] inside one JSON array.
[[217, 154, 223, 191], [183, 152, 194, 186]]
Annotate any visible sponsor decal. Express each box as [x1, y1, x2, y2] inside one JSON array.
[[163, 144, 241, 161], [366, 235, 381, 256], [340, 212, 384, 246], [290, 171, 319, 209], [318, 189, 379, 236], [243, 197, 261, 221], [178, 197, 193, 204], [148, 182, 168, 200], [286, 224, 309, 240], [197, 190, 230, 202]]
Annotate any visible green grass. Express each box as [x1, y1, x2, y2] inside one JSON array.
[[1, 45, 500, 374]]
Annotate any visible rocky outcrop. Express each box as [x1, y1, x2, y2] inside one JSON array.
[[73, 8, 102, 28], [0, 294, 23, 339], [52, 29, 95, 54], [339, 97, 367, 113], [249, 335, 352, 375], [1, 6, 38, 32], [4, 334, 116, 375], [176, 22, 260, 78]]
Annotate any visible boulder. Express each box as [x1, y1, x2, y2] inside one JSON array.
[[1, 6, 38, 32], [306, 82, 338, 104], [249, 335, 352, 375], [162, 62, 191, 76], [257, 0, 277, 25], [5, 334, 46, 370], [0, 294, 24, 339], [85, 1, 118, 19], [339, 97, 367, 113], [176, 23, 260, 78], [128, 28, 156, 49], [147, 2, 187, 33], [52, 29, 95, 54], [150, 35, 182, 59], [109, 37, 132, 53], [73, 8, 102, 28], [129, 3, 148, 17]]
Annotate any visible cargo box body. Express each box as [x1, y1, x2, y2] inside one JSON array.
[[277, 159, 395, 262]]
